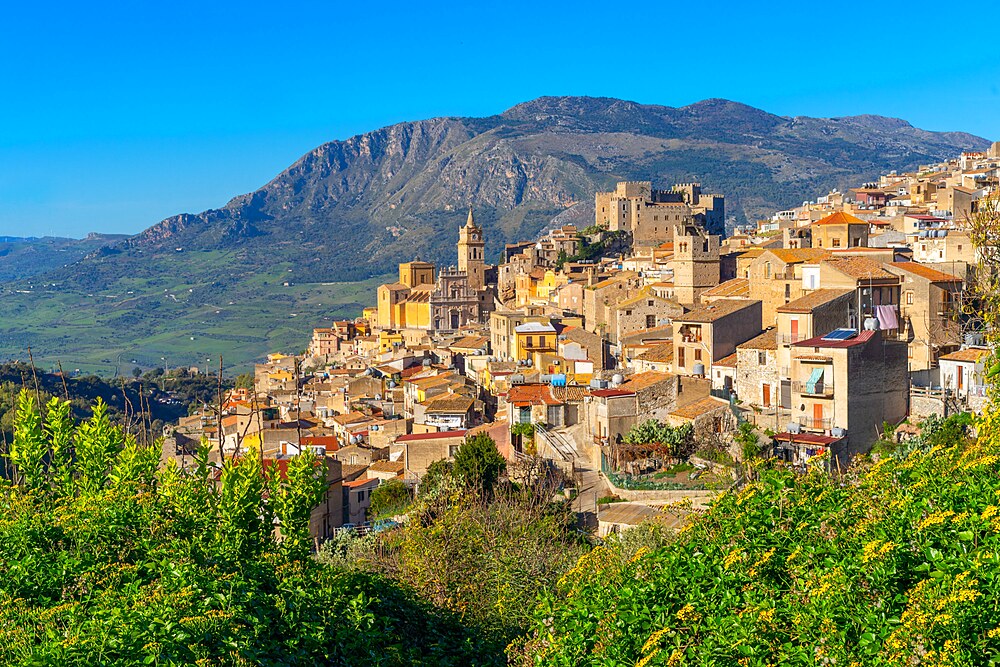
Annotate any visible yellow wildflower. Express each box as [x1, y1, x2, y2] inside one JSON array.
[[641, 628, 669, 653], [635, 647, 660, 667], [724, 549, 743, 570], [918, 510, 955, 530], [676, 603, 701, 623]]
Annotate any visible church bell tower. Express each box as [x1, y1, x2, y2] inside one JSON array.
[[457, 207, 486, 291]]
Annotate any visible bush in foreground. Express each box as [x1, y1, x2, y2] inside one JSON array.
[[520, 405, 1000, 665], [0, 391, 495, 666]]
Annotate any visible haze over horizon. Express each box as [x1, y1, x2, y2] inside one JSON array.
[[3, 0, 999, 238]]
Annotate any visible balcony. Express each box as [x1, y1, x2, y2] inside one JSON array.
[[792, 380, 835, 398], [678, 325, 703, 343], [798, 417, 833, 431], [778, 333, 806, 345]]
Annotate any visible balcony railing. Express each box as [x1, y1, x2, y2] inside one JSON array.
[[798, 417, 833, 431], [778, 333, 806, 345], [791, 380, 835, 397]]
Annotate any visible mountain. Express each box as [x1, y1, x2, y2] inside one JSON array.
[[0, 96, 987, 373]]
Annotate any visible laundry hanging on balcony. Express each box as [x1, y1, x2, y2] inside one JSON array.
[[874, 305, 898, 331]]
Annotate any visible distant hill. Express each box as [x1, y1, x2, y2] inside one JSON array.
[[0, 96, 987, 372], [0, 233, 129, 282]]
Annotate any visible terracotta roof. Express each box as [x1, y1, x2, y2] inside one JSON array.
[[675, 299, 760, 323], [793, 329, 877, 349], [551, 386, 591, 402], [737, 329, 777, 351], [670, 396, 731, 420], [591, 389, 636, 398], [822, 257, 897, 281], [634, 343, 674, 363], [766, 248, 832, 264], [395, 430, 468, 442], [939, 348, 989, 363], [619, 371, 674, 391], [615, 289, 674, 309], [888, 262, 962, 283], [714, 352, 738, 368], [621, 324, 673, 344], [302, 435, 341, 452], [333, 411, 369, 426], [423, 393, 476, 413], [507, 384, 563, 406], [813, 211, 868, 226], [450, 335, 489, 350], [777, 289, 854, 314], [344, 477, 379, 489], [699, 278, 750, 299], [368, 459, 405, 474]]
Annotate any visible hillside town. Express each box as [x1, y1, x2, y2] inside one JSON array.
[[163, 141, 1000, 542]]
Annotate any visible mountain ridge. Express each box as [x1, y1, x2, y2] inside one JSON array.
[[0, 96, 988, 372]]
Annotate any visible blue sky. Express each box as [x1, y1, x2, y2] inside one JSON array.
[[2, 0, 999, 238]]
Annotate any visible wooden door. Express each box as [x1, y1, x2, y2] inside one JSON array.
[[790, 318, 799, 340], [813, 403, 824, 429], [763, 384, 771, 408]]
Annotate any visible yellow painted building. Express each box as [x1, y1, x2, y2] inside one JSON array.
[[514, 321, 558, 364], [379, 330, 405, 353], [536, 269, 568, 301]]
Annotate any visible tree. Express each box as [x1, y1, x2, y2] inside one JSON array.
[[370, 478, 412, 518], [418, 458, 454, 498], [235, 372, 255, 389], [453, 433, 507, 495], [623, 419, 695, 458], [733, 420, 762, 461]]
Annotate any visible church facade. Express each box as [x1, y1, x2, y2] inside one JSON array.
[[375, 209, 494, 332]]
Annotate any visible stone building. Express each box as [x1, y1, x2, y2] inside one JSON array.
[[612, 289, 686, 345], [886, 262, 964, 371], [672, 299, 763, 378], [594, 181, 726, 242], [787, 328, 908, 464], [672, 223, 721, 305], [734, 329, 779, 409]]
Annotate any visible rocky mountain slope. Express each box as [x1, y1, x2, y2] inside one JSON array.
[[0, 96, 987, 372]]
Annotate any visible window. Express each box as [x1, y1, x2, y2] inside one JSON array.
[[905, 291, 914, 305], [764, 262, 772, 279], [694, 349, 702, 361], [646, 314, 656, 328], [647, 300, 654, 307], [785, 284, 791, 299], [832, 238, 841, 248], [958, 245, 963, 252], [758, 351, 766, 365], [678, 347, 685, 367], [358, 491, 365, 502]]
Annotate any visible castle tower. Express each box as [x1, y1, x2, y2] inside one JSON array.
[[457, 207, 486, 291]]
